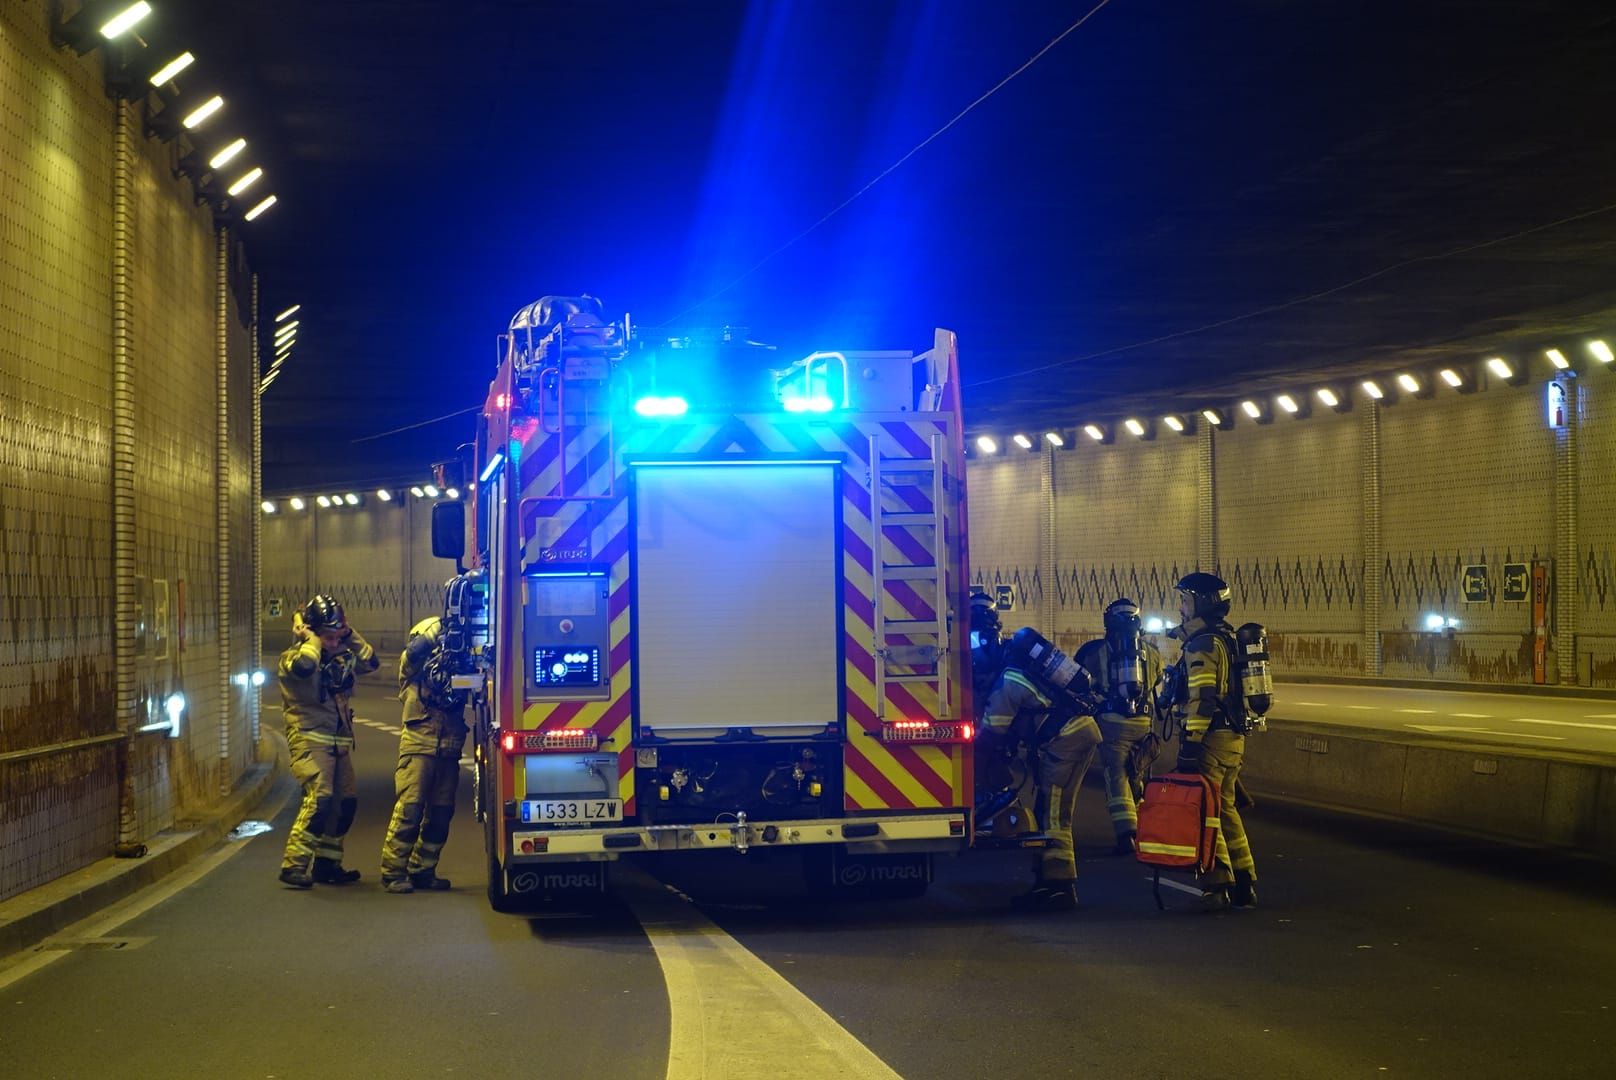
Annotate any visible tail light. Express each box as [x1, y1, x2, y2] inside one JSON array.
[[879, 720, 974, 744], [501, 728, 601, 753]]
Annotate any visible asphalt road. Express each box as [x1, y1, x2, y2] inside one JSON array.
[[1273, 682, 1616, 756], [2, 679, 1612, 1079]]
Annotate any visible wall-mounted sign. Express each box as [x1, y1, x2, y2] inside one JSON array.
[[994, 584, 1015, 611], [268, 597, 283, 618], [1531, 562, 1550, 684], [1547, 382, 1568, 428], [1501, 563, 1529, 603], [1461, 564, 1490, 603]]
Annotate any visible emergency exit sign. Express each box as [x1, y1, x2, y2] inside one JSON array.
[[1461, 565, 1490, 603], [1501, 563, 1529, 603]]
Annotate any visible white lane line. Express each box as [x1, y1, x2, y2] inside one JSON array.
[[1345, 705, 1375, 711], [1449, 713, 1493, 719], [1583, 713, 1616, 720], [1505, 717, 1616, 732], [0, 784, 294, 992], [624, 876, 902, 1080], [1403, 724, 1565, 741], [1291, 701, 1328, 707], [1148, 876, 1205, 897], [1397, 708, 1436, 715]]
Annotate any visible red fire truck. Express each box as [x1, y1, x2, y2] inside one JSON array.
[[431, 295, 977, 910]]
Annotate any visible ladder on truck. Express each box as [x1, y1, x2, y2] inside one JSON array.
[[868, 431, 953, 718]]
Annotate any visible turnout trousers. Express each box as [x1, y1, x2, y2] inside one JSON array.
[[380, 751, 461, 882], [1097, 713, 1152, 840], [1198, 728, 1256, 887], [1031, 713, 1103, 882], [281, 740, 358, 873]]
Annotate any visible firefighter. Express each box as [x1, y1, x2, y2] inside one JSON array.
[[1077, 598, 1165, 855], [277, 595, 379, 888], [1168, 572, 1257, 912], [968, 591, 1005, 701], [979, 627, 1102, 911], [380, 616, 468, 893]]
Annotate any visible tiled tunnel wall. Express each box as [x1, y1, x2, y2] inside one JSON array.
[[1, 6, 258, 901], [967, 373, 1596, 686]]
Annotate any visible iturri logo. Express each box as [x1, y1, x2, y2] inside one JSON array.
[[537, 546, 590, 562], [542, 870, 602, 890]]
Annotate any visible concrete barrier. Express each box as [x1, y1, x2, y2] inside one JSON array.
[[1242, 720, 1616, 860]]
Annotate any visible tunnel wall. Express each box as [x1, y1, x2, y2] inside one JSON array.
[[968, 371, 1606, 687], [261, 493, 458, 657], [1, 5, 259, 901]]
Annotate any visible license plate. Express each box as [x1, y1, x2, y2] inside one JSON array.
[[519, 799, 622, 824]]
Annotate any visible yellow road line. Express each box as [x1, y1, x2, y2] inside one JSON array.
[[623, 870, 902, 1080]]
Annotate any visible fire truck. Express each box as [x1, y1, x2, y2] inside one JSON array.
[[430, 295, 977, 910]]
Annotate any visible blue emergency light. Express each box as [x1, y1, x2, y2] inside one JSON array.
[[633, 395, 689, 418], [782, 393, 835, 413]]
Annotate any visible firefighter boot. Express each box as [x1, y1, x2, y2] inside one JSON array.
[[278, 867, 313, 889], [383, 878, 415, 894], [1199, 886, 1231, 913], [1231, 871, 1258, 910], [1112, 830, 1137, 856], [410, 872, 451, 891], [1012, 879, 1079, 912], [311, 858, 361, 885]]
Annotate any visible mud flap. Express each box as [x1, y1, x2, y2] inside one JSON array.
[[806, 847, 932, 899], [508, 861, 609, 904]]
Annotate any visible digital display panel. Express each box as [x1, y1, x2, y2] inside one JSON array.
[[533, 646, 601, 688]]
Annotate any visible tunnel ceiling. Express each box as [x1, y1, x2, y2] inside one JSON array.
[[152, 1, 1616, 486]]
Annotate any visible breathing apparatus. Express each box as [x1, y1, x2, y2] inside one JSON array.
[[1003, 626, 1096, 714], [1102, 598, 1147, 716], [1234, 622, 1273, 729]]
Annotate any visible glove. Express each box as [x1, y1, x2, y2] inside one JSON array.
[[1176, 739, 1207, 774]]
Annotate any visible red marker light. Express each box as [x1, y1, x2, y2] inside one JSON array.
[[501, 731, 516, 753]]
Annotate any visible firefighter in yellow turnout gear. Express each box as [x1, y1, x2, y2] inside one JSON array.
[[381, 617, 469, 893], [979, 627, 1102, 911], [278, 596, 379, 888], [1078, 598, 1166, 855], [1169, 572, 1257, 912]]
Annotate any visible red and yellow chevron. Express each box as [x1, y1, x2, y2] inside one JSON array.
[[509, 413, 971, 816]]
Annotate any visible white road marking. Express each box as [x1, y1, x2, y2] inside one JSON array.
[[1397, 709, 1436, 714], [624, 875, 902, 1080], [1583, 713, 1616, 721], [1292, 701, 1328, 707], [1449, 713, 1492, 719], [1404, 724, 1565, 741], [1345, 705, 1375, 711], [0, 785, 294, 992], [1505, 717, 1616, 732]]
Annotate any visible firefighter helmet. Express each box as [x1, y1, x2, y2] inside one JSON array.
[[301, 594, 348, 634], [1174, 572, 1231, 622], [969, 591, 1001, 642]]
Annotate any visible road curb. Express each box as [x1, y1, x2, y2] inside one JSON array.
[[0, 752, 283, 960], [1279, 675, 1616, 700]]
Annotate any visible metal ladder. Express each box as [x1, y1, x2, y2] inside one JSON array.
[[868, 432, 952, 719]]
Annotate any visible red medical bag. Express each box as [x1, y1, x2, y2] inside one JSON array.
[[1136, 772, 1219, 908]]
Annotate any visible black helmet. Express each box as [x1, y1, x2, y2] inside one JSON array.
[[969, 591, 1001, 640], [1103, 597, 1141, 637], [301, 594, 348, 634], [1174, 572, 1230, 621]]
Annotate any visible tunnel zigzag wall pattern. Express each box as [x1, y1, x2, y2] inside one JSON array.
[[968, 374, 1603, 685]]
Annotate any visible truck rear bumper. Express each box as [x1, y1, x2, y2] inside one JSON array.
[[509, 811, 967, 860]]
